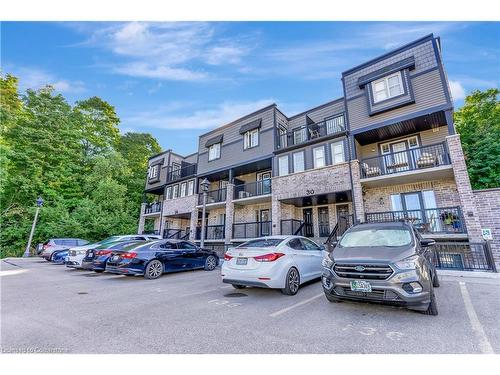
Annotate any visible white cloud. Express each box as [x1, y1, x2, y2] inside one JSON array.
[[123, 99, 275, 130], [449, 80, 466, 101], [8, 66, 86, 93]]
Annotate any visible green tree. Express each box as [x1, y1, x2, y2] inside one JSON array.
[[455, 89, 500, 189]]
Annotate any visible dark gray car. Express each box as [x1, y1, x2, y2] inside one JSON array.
[[321, 222, 439, 315]]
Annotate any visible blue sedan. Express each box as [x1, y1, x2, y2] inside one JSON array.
[[91, 240, 147, 272], [52, 250, 69, 264], [105, 240, 219, 279]]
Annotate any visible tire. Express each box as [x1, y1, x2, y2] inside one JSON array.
[[204, 255, 217, 271], [281, 267, 300, 296], [93, 269, 104, 273], [423, 288, 439, 316], [144, 260, 163, 280], [325, 293, 342, 303], [232, 284, 246, 289], [432, 270, 440, 288]]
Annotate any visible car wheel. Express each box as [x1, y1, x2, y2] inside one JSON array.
[[432, 270, 440, 288], [144, 260, 163, 280], [232, 284, 246, 289], [204, 255, 217, 271], [423, 288, 438, 316], [281, 267, 300, 296], [325, 293, 342, 303]]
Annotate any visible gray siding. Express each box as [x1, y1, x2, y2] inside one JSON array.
[[288, 100, 345, 130], [197, 106, 275, 175], [348, 69, 448, 132], [145, 151, 171, 191]]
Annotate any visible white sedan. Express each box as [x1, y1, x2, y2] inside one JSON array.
[[221, 236, 325, 295]]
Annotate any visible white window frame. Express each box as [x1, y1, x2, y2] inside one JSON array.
[[166, 186, 172, 200], [331, 141, 345, 164], [243, 129, 259, 149], [373, 71, 403, 103], [208, 143, 221, 161], [278, 155, 289, 176], [292, 151, 305, 173], [180, 182, 187, 198], [187, 180, 195, 196], [313, 146, 325, 169], [172, 184, 179, 199], [148, 164, 159, 179]]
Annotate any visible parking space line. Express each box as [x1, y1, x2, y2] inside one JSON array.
[[459, 281, 494, 354], [269, 293, 324, 317]]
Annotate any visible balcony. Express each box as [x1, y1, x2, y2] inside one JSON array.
[[277, 116, 346, 150], [365, 206, 467, 235], [233, 221, 272, 240], [144, 202, 162, 215], [280, 219, 305, 235], [360, 142, 451, 186], [167, 163, 197, 182], [195, 225, 225, 241], [233, 180, 272, 203], [163, 228, 190, 240], [198, 188, 227, 206]]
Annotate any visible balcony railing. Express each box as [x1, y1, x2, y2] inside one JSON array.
[[280, 219, 304, 235], [233, 221, 272, 239], [233, 180, 272, 200], [360, 142, 450, 178], [277, 116, 345, 149], [163, 228, 190, 240], [195, 225, 225, 240], [144, 202, 162, 214], [198, 188, 227, 205], [167, 163, 197, 182], [365, 206, 466, 234]]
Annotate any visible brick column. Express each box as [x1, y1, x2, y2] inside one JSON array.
[[446, 134, 482, 241], [224, 184, 234, 244], [189, 208, 198, 241], [271, 195, 282, 235], [350, 160, 365, 223], [137, 203, 146, 234]]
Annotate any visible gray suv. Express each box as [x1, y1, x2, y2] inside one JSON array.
[[321, 221, 440, 315]]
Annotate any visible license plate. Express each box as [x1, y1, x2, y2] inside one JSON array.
[[236, 257, 248, 265], [350, 280, 372, 292], [88, 252, 93, 257]]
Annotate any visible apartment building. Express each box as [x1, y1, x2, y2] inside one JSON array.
[[138, 34, 495, 267]]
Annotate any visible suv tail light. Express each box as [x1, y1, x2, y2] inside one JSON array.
[[121, 252, 137, 259], [254, 253, 285, 262], [96, 250, 112, 256], [224, 254, 233, 261]]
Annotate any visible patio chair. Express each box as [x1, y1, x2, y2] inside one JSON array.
[[417, 152, 437, 168], [362, 162, 381, 178]]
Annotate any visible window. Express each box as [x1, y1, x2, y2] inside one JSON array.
[[166, 186, 172, 200], [300, 238, 321, 251], [178, 241, 197, 250], [243, 129, 259, 149], [313, 146, 325, 168], [278, 155, 289, 176], [180, 182, 187, 197], [159, 241, 177, 249], [293, 127, 307, 145], [148, 164, 159, 179], [293, 151, 305, 173], [208, 143, 221, 161], [288, 238, 304, 250], [339, 228, 412, 248], [187, 180, 195, 196], [237, 238, 284, 248], [331, 141, 345, 164], [373, 72, 403, 103], [172, 184, 179, 199]]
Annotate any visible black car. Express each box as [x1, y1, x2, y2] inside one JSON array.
[[321, 221, 440, 315], [105, 240, 219, 279], [88, 240, 149, 272]]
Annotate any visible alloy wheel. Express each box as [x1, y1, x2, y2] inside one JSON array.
[[148, 261, 163, 278], [288, 268, 299, 293], [205, 256, 217, 271]]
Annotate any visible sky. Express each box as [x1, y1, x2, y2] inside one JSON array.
[[1, 21, 499, 155]]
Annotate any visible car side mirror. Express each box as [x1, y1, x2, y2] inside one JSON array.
[[420, 239, 436, 247]]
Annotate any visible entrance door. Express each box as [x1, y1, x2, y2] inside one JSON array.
[[336, 204, 350, 236], [318, 207, 330, 237], [257, 171, 272, 195], [260, 209, 270, 236], [303, 208, 314, 237]]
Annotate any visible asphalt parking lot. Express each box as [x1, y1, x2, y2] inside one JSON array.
[[1, 257, 499, 354]]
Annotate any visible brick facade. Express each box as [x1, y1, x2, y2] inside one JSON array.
[[473, 188, 500, 269]]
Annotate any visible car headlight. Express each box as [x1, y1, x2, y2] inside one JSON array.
[[322, 255, 334, 268], [394, 255, 419, 270]]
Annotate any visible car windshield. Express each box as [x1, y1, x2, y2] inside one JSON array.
[[238, 239, 284, 248], [339, 228, 412, 248], [96, 236, 122, 245]]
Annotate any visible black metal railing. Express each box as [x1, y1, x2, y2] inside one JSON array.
[[365, 206, 466, 234], [277, 116, 345, 149], [433, 242, 497, 272], [195, 224, 225, 240], [167, 163, 197, 182], [198, 188, 227, 205], [280, 219, 304, 235], [233, 180, 272, 200], [141, 230, 160, 235], [163, 228, 190, 239], [360, 142, 450, 178], [144, 202, 162, 214], [233, 221, 272, 239]]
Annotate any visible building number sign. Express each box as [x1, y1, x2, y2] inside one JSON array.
[[306, 189, 315, 195]]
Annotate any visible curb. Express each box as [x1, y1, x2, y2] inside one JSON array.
[[437, 269, 500, 279]]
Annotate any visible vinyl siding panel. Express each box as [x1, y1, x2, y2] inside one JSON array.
[[288, 100, 345, 129]]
